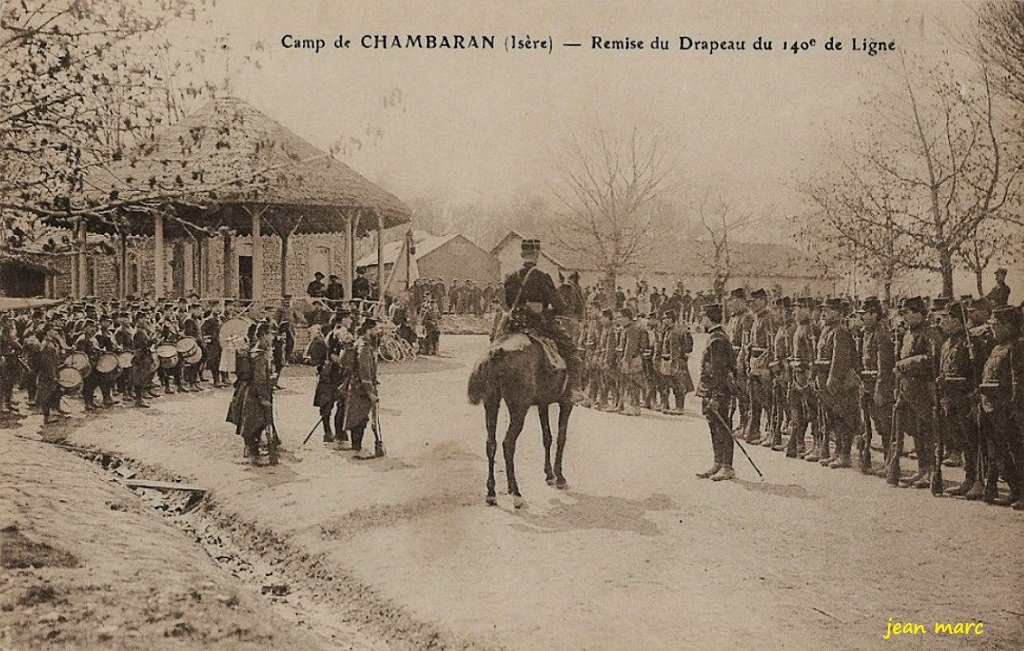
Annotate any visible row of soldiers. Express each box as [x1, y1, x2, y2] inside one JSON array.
[[0, 297, 292, 424], [576, 306, 695, 416], [409, 278, 502, 316], [693, 287, 1023, 508]]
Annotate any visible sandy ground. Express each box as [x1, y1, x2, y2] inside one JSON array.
[[23, 333, 1024, 650], [0, 420, 331, 651]]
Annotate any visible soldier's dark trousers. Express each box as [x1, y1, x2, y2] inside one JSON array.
[[981, 405, 1022, 498], [745, 375, 771, 441], [703, 395, 734, 467], [863, 397, 893, 462], [786, 394, 810, 454], [82, 374, 112, 406], [940, 393, 978, 484], [0, 370, 14, 409], [897, 404, 934, 475], [350, 421, 367, 451]]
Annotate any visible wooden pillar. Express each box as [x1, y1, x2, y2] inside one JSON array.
[[280, 230, 290, 298], [222, 229, 235, 299], [183, 239, 195, 295], [153, 212, 165, 299], [251, 208, 263, 301], [344, 212, 354, 300], [117, 233, 128, 300], [377, 211, 385, 302], [76, 218, 87, 298], [199, 236, 209, 298]]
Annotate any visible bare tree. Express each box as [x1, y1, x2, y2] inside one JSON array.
[[978, 0, 1024, 121], [805, 57, 1023, 297], [692, 190, 760, 302], [548, 123, 678, 288]]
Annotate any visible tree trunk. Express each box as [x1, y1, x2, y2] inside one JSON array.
[[975, 268, 984, 297], [939, 251, 954, 298]]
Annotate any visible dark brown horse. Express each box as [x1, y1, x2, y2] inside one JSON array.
[[467, 333, 573, 508]]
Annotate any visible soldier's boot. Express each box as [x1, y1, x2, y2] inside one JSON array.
[[803, 439, 821, 462], [829, 452, 853, 469], [859, 447, 873, 475], [696, 463, 721, 479], [982, 474, 999, 503], [710, 465, 736, 481], [785, 430, 802, 458], [322, 422, 334, 443], [945, 479, 974, 497], [911, 463, 933, 489], [963, 480, 986, 500], [769, 429, 784, 451]]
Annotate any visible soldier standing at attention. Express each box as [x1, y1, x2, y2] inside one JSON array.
[[769, 297, 794, 451], [726, 288, 753, 434], [935, 300, 982, 497], [745, 288, 775, 444], [814, 298, 861, 469], [696, 303, 736, 481], [978, 306, 1024, 508], [857, 296, 894, 475], [892, 296, 939, 488], [788, 297, 818, 459]]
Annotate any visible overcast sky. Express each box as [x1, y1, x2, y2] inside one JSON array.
[[176, 0, 979, 228]]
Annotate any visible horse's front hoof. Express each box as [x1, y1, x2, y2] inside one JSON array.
[[546, 477, 556, 486], [486, 495, 497, 506], [513, 495, 526, 509], [555, 478, 568, 490]]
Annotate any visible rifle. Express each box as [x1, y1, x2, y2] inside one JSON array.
[[885, 325, 905, 486], [931, 376, 944, 495], [857, 374, 875, 474]]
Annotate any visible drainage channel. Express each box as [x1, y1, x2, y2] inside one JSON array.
[[55, 442, 497, 651]]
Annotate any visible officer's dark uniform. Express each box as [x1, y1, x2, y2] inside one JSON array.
[[502, 241, 582, 389]]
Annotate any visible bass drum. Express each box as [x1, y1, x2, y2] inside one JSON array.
[[219, 317, 252, 349]]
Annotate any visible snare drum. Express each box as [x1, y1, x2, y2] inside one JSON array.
[[117, 351, 134, 369], [64, 352, 91, 378], [175, 336, 198, 356], [57, 365, 82, 390], [156, 344, 179, 369], [95, 352, 119, 375]]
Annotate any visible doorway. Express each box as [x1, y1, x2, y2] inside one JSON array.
[[238, 255, 252, 299]]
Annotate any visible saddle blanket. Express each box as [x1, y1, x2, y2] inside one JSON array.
[[490, 332, 566, 371]]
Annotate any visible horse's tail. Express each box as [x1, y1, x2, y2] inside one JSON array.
[[467, 349, 501, 405]]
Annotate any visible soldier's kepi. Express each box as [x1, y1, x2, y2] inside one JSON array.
[[502, 238, 584, 391]]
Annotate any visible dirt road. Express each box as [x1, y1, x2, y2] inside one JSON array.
[[37, 334, 1024, 650]]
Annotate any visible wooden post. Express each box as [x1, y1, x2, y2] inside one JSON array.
[[377, 211, 385, 302], [250, 207, 263, 301], [280, 228, 290, 298], [76, 218, 87, 298], [117, 233, 128, 299], [222, 229, 235, 299], [344, 212, 354, 300], [153, 211, 165, 299]]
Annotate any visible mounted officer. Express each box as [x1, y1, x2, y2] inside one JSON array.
[[502, 238, 582, 391]]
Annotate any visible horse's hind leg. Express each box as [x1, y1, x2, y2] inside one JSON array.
[[503, 403, 528, 508], [485, 398, 500, 506], [538, 403, 555, 485], [554, 401, 573, 489]]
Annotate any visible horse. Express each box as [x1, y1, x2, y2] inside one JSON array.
[[467, 333, 573, 508]]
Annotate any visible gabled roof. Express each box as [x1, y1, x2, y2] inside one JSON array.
[[355, 233, 468, 267], [86, 97, 410, 236]]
